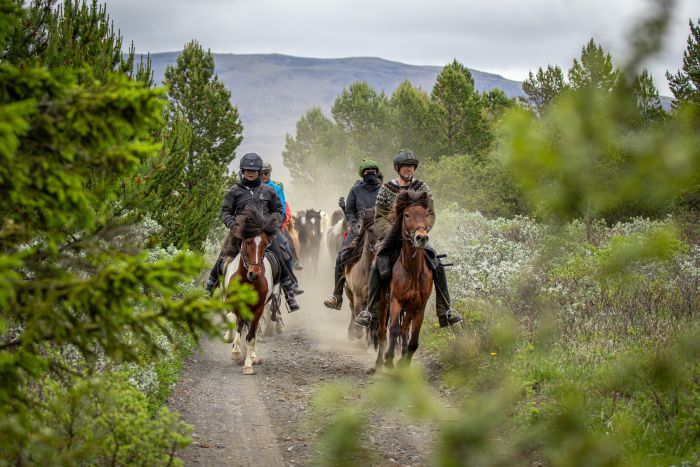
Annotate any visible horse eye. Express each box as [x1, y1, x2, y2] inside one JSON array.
[[404, 213, 409, 218]]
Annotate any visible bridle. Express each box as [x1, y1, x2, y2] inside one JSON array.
[[240, 236, 263, 270]]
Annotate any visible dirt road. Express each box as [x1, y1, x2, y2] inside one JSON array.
[[168, 261, 437, 466]]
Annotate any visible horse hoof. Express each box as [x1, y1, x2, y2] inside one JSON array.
[[242, 366, 255, 375], [231, 351, 241, 361]]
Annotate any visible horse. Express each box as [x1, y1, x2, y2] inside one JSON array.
[[298, 208, 323, 273], [284, 216, 302, 267], [343, 208, 379, 342], [325, 209, 347, 259], [221, 205, 278, 375], [374, 190, 433, 371]]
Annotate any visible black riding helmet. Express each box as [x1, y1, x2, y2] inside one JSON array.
[[239, 152, 264, 171], [393, 149, 419, 173]]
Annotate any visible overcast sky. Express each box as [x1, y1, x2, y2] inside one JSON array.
[[110, 0, 698, 95]]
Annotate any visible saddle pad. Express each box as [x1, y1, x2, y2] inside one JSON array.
[[264, 249, 281, 284]]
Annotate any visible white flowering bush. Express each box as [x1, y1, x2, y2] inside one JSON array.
[[430, 208, 700, 347]]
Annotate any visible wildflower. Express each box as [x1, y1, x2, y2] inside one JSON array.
[[490, 352, 497, 356]]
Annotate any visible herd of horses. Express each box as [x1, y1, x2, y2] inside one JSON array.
[[220, 190, 435, 376]]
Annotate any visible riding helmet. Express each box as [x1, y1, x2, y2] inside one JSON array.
[[262, 162, 272, 173], [357, 158, 380, 177], [393, 149, 419, 173], [239, 152, 264, 171]]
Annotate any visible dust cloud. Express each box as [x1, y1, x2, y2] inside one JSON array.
[[280, 236, 373, 356]]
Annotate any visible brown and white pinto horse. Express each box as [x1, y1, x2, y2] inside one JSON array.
[[222, 206, 278, 375], [375, 190, 433, 371]]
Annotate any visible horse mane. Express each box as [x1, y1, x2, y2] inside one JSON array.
[[381, 190, 431, 253], [233, 205, 279, 239], [343, 208, 376, 269]]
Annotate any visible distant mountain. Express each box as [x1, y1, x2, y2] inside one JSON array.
[[149, 53, 524, 180]]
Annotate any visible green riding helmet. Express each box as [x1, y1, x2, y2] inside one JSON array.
[[358, 158, 380, 177], [392, 149, 419, 173]]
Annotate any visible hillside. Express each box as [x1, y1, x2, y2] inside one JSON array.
[[149, 53, 524, 179]]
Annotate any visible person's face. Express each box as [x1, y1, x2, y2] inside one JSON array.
[[398, 164, 415, 180], [243, 169, 259, 181], [261, 170, 271, 183]]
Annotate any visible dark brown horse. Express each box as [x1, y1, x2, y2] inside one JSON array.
[[222, 206, 278, 375], [375, 190, 433, 370], [297, 209, 323, 273], [343, 208, 379, 341]]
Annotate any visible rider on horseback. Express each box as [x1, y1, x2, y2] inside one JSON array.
[[205, 152, 303, 311], [323, 159, 383, 310], [261, 162, 302, 270], [354, 149, 463, 328]]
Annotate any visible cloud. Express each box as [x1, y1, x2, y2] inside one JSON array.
[[110, 0, 699, 94]]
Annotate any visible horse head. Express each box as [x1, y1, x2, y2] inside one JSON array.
[[234, 206, 278, 282], [304, 209, 322, 237], [395, 190, 431, 249]]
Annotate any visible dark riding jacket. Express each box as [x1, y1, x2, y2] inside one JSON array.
[[221, 179, 284, 229], [345, 179, 381, 230]]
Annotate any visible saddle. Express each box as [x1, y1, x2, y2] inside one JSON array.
[[263, 247, 282, 285]]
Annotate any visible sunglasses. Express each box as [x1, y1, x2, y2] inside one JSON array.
[[261, 170, 271, 175]]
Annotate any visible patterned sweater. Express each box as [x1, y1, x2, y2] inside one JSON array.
[[374, 178, 435, 236]]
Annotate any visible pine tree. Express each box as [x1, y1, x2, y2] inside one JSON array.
[[568, 38, 620, 92], [522, 65, 568, 113], [633, 68, 666, 124], [390, 80, 434, 159], [331, 81, 393, 158], [430, 59, 492, 157], [666, 18, 700, 108], [163, 40, 243, 171], [2, 0, 153, 85], [0, 2, 254, 458]]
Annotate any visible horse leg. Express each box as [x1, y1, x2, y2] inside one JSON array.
[[224, 311, 236, 343], [400, 312, 413, 358], [401, 310, 425, 367], [243, 306, 264, 374], [384, 298, 402, 369], [231, 330, 242, 361], [346, 288, 355, 340]]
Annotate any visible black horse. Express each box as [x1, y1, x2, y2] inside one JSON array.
[[297, 209, 323, 274]]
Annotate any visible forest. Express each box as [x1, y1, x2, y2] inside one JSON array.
[[1, 0, 699, 465]]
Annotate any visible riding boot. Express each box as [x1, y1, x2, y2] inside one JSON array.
[[354, 264, 382, 328], [281, 277, 300, 312], [324, 255, 345, 309], [434, 263, 463, 327], [270, 239, 304, 296], [205, 256, 224, 296]]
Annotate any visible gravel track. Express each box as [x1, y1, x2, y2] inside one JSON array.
[[168, 263, 437, 466]]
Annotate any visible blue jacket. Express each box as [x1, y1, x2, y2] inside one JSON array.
[[266, 180, 286, 214]]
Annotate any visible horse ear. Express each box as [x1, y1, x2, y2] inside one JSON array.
[[419, 191, 428, 200]]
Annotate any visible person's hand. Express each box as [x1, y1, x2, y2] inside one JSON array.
[[350, 222, 360, 235], [338, 197, 345, 210]]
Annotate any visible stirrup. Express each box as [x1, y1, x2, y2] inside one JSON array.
[[323, 295, 342, 310], [438, 310, 463, 328], [354, 310, 373, 328], [286, 297, 300, 313]]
